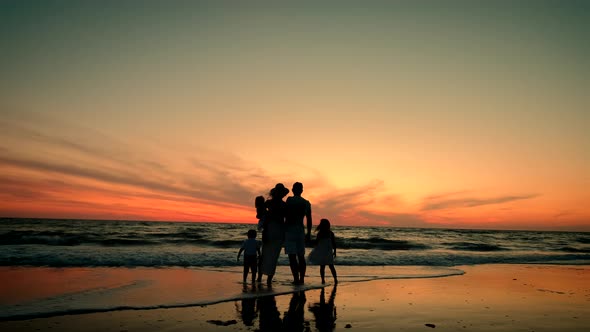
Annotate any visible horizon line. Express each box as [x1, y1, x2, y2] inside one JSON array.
[[1, 216, 588, 233]]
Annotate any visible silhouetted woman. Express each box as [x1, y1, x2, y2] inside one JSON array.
[[260, 183, 289, 286]]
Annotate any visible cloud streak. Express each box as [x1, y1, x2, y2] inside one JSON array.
[[3, 112, 392, 225], [0, 113, 281, 221], [357, 210, 431, 228], [421, 192, 540, 211]]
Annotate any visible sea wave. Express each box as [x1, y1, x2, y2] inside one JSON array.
[[1, 231, 432, 251], [1, 219, 589, 268], [1, 244, 589, 268], [445, 242, 507, 252], [559, 246, 590, 253], [337, 237, 430, 250]]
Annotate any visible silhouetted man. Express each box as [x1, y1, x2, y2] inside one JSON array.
[[285, 182, 312, 284]]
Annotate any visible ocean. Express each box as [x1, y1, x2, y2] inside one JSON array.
[[1, 218, 589, 321], [1, 218, 589, 268]]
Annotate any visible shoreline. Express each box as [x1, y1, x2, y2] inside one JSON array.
[[0, 265, 463, 321], [0, 264, 588, 331]]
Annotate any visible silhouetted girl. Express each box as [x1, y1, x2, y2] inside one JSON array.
[[308, 218, 338, 284]]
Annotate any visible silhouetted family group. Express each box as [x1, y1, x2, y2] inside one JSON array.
[[237, 182, 338, 286]]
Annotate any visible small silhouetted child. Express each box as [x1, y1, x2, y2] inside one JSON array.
[[237, 229, 261, 284], [255, 195, 267, 282], [308, 218, 338, 284], [255, 195, 267, 232]]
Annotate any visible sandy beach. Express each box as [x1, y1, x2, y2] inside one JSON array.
[[1, 264, 588, 331]]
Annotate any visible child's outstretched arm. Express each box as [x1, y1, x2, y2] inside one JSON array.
[[237, 248, 244, 262]]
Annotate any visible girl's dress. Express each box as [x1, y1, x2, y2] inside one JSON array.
[[308, 231, 335, 265]]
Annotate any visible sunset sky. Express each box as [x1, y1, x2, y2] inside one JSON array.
[[1, 1, 588, 231]]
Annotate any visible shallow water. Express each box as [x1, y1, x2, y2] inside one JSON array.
[[0, 265, 463, 321]]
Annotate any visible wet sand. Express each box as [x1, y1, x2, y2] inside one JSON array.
[[1, 264, 588, 331]]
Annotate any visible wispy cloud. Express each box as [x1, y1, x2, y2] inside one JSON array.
[[553, 211, 572, 219], [0, 114, 418, 225], [308, 180, 412, 225], [0, 113, 281, 220], [421, 192, 540, 211], [314, 180, 385, 214], [357, 210, 431, 228], [4, 112, 400, 224]]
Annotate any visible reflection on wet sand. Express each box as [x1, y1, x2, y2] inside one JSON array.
[[309, 286, 337, 332], [258, 295, 282, 331], [234, 286, 338, 331], [283, 291, 306, 331], [235, 296, 257, 327]]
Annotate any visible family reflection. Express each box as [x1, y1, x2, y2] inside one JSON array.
[[235, 286, 337, 331], [283, 291, 307, 332], [258, 295, 282, 331], [235, 297, 257, 327], [308, 286, 337, 332]]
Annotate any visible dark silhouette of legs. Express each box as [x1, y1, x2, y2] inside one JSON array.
[[329, 264, 338, 284], [289, 254, 300, 283], [244, 256, 258, 284], [289, 253, 307, 284], [320, 264, 337, 284], [251, 262, 257, 284], [257, 256, 263, 282], [298, 253, 306, 284]]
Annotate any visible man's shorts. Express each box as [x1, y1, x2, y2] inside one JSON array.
[[284, 225, 305, 255]]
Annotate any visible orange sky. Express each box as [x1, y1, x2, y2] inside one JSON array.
[[1, 2, 588, 231]]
